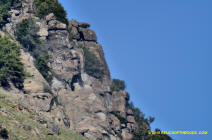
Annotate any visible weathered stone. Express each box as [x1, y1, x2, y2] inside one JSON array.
[[127, 123, 134, 130], [110, 114, 121, 131], [21, 50, 48, 94], [79, 22, 90, 28], [46, 13, 56, 22], [80, 28, 97, 41], [121, 129, 134, 140], [47, 123, 60, 135], [48, 20, 67, 30], [69, 26, 80, 40], [69, 20, 79, 27], [127, 109, 133, 116], [96, 112, 107, 121], [127, 116, 135, 123], [37, 27, 48, 37]]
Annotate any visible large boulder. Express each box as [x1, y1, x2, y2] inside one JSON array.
[[80, 28, 97, 41], [78, 22, 90, 28], [69, 26, 81, 40]]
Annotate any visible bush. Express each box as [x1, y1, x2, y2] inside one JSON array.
[[0, 128, 9, 139], [110, 79, 126, 91], [35, 55, 53, 83], [0, 35, 24, 89], [0, 0, 21, 28], [15, 18, 40, 51], [34, 0, 68, 24], [82, 47, 104, 79], [128, 102, 173, 140], [127, 102, 149, 140]]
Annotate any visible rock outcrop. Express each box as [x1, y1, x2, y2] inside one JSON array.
[[1, 0, 138, 140]]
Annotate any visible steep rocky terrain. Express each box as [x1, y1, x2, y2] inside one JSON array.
[[0, 0, 173, 140]]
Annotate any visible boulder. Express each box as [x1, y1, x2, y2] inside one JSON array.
[[48, 20, 67, 30], [80, 28, 97, 41], [69, 26, 80, 40], [121, 129, 134, 140], [127, 109, 133, 116], [79, 22, 90, 28], [37, 27, 48, 37], [69, 20, 79, 27], [46, 13, 56, 22], [127, 116, 135, 123]]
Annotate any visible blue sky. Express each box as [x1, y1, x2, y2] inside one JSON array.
[[59, 0, 211, 140]]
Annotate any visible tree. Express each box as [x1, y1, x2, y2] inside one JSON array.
[[34, 55, 52, 83], [0, 0, 21, 28], [34, 0, 68, 24], [15, 18, 40, 51], [82, 47, 104, 79], [110, 79, 126, 91], [0, 35, 24, 89]]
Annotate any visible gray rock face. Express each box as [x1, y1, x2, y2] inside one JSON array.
[[2, 1, 137, 140], [80, 28, 97, 41], [69, 19, 97, 41]]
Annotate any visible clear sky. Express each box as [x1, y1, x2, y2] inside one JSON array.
[[59, 0, 211, 140]]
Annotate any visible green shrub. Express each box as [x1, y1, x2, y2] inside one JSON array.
[[0, 128, 9, 139], [15, 18, 40, 51], [82, 47, 104, 79], [127, 102, 149, 140], [110, 79, 126, 91], [0, 0, 21, 28], [35, 55, 53, 83], [34, 0, 68, 24], [0, 35, 24, 89]]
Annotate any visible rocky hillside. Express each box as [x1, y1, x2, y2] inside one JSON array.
[[0, 0, 173, 140]]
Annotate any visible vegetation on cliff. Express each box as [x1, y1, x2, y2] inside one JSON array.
[[15, 18, 52, 84], [34, 0, 68, 24], [82, 47, 105, 79], [128, 102, 173, 140], [0, 0, 21, 28], [0, 35, 24, 89], [15, 18, 40, 52], [110, 79, 126, 91], [35, 55, 53, 84]]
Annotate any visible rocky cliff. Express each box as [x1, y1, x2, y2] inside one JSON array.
[[0, 0, 172, 140]]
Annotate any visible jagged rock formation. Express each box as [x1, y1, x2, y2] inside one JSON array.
[[0, 0, 139, 140]]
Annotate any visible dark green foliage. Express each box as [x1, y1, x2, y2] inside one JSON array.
[[15, 18, 53, 84], [128, 102, 150, 140], [116, 131, 122, 139], [148, 116, 155, 124], [35, 55, 52, 84], [82, 47, 104, 79], [0, 35, 24, 89], [128, 102, 173, 140], [0, 0, 21, 28], [34, 0, 68, 24], [15, 18, 40, 51], [0, 128, 9, 139], [110, 79, 126, 91]]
